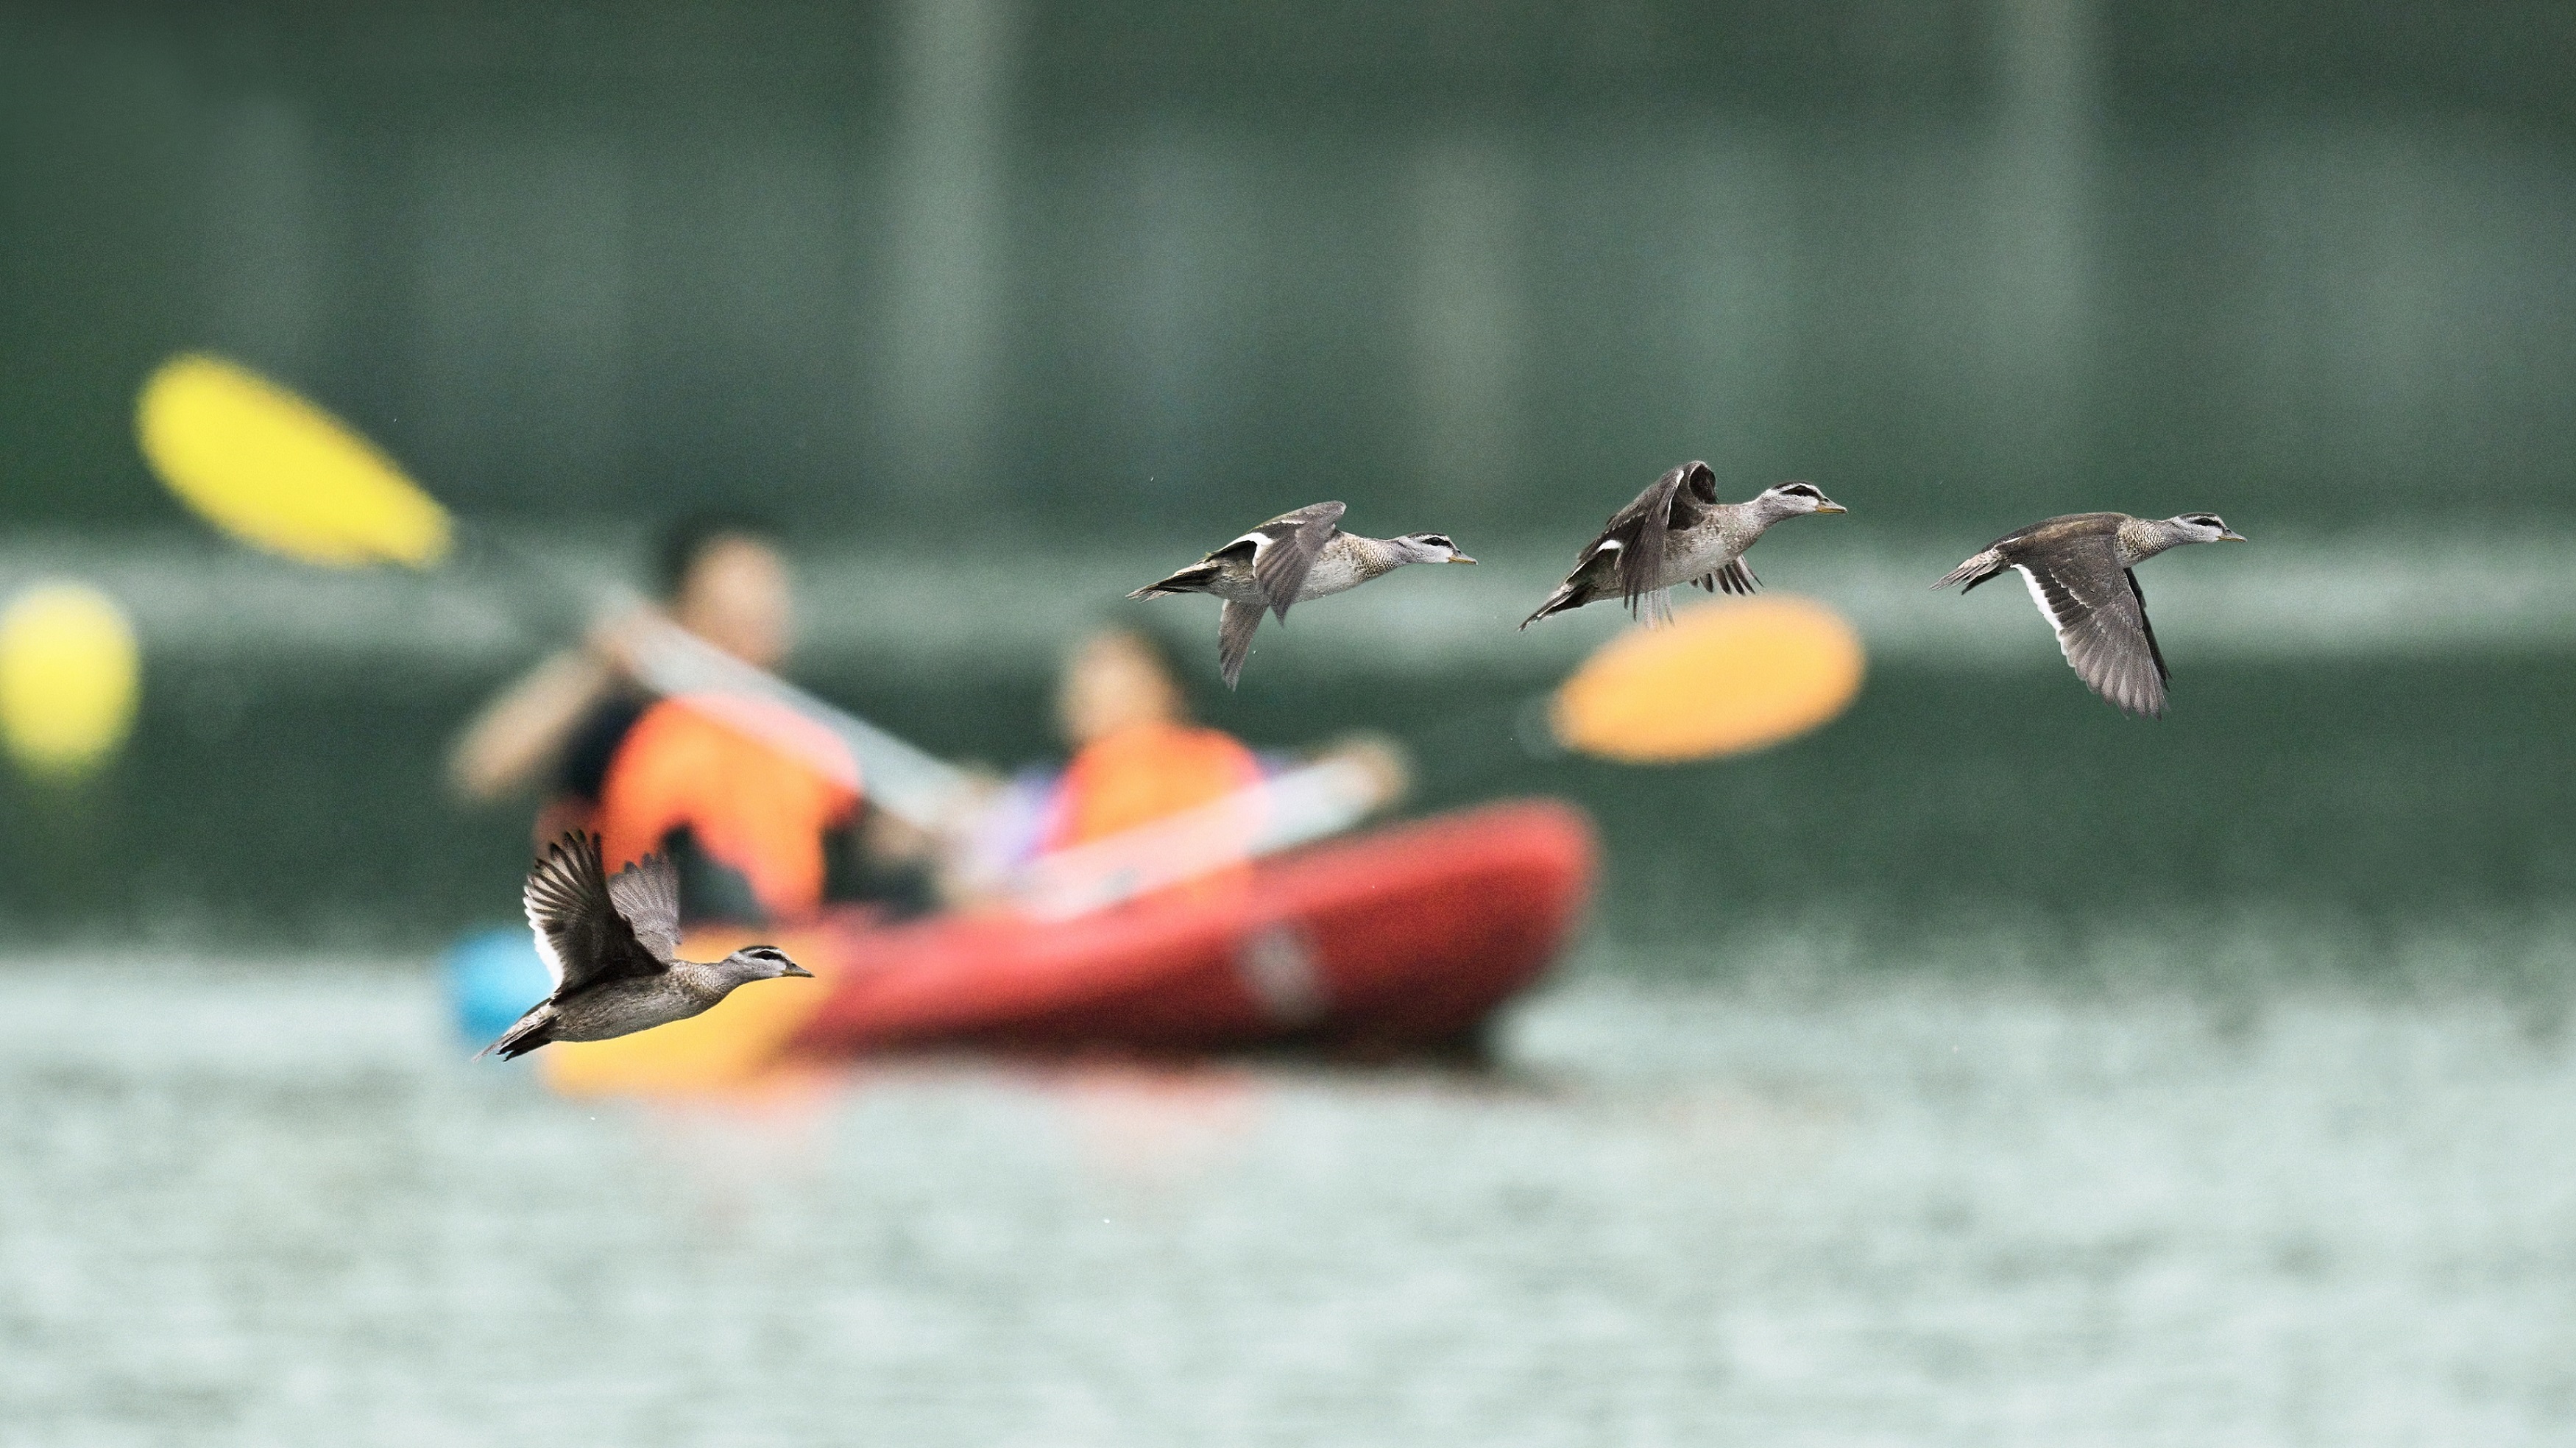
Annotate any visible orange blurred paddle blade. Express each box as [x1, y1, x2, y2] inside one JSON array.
[[1551, 595, 1865, 763]]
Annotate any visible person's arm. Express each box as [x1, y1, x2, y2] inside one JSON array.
[[933, 769, 1051, 908], [445, 648, 619, 805], [1303, 732, 1412, 816]]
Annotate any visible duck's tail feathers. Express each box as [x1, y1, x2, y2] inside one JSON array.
[[1519, 580, 1589, 630], [1129, 561, 1223, 600], [1934, 550, 2006, 592], [475, 1008, 556, 1062]]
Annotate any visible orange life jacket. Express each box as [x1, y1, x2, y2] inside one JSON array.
[[1046, 720, 1264, 861], [595, 696, 859, 920]]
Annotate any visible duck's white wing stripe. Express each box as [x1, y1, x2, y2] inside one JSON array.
[[2016, 557, 2167, 717], [523, 892, 566, 989], [520, 838, 604, 992], [2014, 565, 2078, 660]]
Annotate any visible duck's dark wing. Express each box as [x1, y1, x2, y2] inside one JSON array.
[[1217, 598, 1264, 689], [1697, 559, 1758, 596], [1248, 501, 1346, 621], [523, 830, 669, 995], [605, 851, 682, 964], [1580, 462, 1718, 610], [2006, 530, 2170, 718], [2128, 570, 2172, 689]]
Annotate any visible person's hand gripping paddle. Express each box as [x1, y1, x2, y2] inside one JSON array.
[[135, 353, 966, 826]]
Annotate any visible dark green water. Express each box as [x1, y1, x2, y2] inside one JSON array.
[[11, 646, 2566, 977]]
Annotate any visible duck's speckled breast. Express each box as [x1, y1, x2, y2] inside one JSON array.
[[1303, 536, 1404, 598], [548, 974, 719, 1042], [1657, 509, 1759, 587]]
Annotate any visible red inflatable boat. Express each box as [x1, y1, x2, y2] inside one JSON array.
[[534, 799, 1593, 1093], [788, 798, 1594, 1059]]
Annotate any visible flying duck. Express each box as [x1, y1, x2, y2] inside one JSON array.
[[475, 830, 811, 1060], [1933, 511, 2246, 718], [1129, 501, 1475, 688], [1521, 464, 1845, 629]]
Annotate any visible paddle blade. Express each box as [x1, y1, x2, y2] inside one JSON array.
[[0, 581, 139, 782], [136, 353, 452, 569], [1551, 596, 1864, 763]]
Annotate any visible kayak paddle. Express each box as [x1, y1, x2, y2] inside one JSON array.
[[1543, 593, 1864, 763], [135, 353, 971, 828], [134, 350, 1864, 911]]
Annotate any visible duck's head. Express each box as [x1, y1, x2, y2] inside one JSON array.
[[2168, 512, 2246, 543], [1394, 532, 1476, 565], [1758, 481, 1847, 518], [721, 944, 813, 981]]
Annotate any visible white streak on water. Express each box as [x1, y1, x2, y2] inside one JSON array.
[[0, 530, 2569, 671]]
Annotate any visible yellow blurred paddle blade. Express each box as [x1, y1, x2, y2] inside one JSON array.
[[0, 582, 140, 782], [136, 353, 451, 569], [1552, 595, 1865, 763]]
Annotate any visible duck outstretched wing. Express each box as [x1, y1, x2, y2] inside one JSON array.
[[524, 830, 670, 995], [1579, 462, 1718, 612], [606, 851, 683, 964], [1217, 598, 1264, 689], [2009, 534, 2170, 718], [1247, 501, 1345, 622]]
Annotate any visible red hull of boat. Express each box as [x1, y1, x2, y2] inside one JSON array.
[[786, 799, 1595, 1057]]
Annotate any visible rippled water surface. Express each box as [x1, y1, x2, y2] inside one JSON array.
[[10, 959, 2576, 1446]]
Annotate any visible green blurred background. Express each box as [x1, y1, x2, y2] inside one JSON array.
[[1, 0, 2569, 963], [11, 8, 2576, 1444]]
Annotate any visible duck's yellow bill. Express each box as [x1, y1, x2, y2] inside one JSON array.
[[136, 353, 452, 570], [1551, 595, 1865, 763]]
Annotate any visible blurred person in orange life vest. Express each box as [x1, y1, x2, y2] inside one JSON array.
[[1049, 628, 1264, 855], [953, 626, 1412, 903], [445, 515, 935, 924]]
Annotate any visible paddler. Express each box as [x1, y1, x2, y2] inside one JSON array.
[[955, 625, 1410, 900], [445, 515, 935, 923], [1050, 627, 1264, 856]]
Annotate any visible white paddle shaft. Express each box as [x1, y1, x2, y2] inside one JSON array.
[[616, 607, 1379, 916], [1008, 757, 1384, 920], [619, 610, 970, 827]]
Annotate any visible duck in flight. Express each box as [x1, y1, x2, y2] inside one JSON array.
[[1522, 464, 1845, 629], [1933, 511, 2246, 718], [1129, 501, 1475, 688], [475, 830, 812, 1061]]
